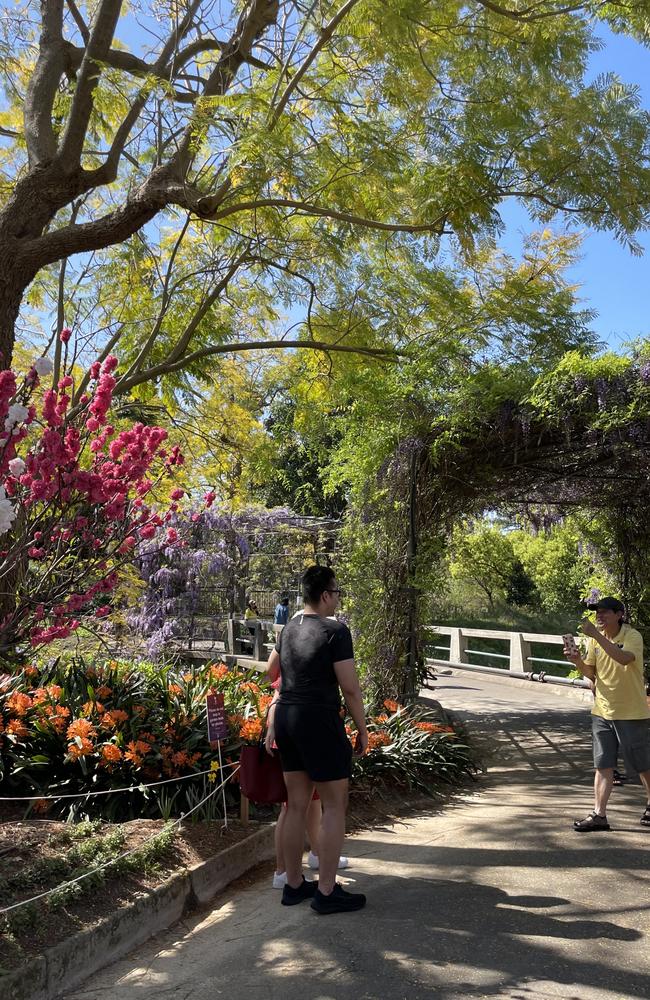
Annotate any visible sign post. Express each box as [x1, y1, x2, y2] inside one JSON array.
[[206, 693, 229, 826]]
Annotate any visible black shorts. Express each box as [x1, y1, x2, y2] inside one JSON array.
[[274, 704, 352, 782]]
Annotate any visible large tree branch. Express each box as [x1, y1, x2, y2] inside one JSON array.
[[199, 196, 451, 235], [115, 338, 404, 395], [19, 173, 170, 270], [24, 0, 65, 166], [58, 0, 124, 168]]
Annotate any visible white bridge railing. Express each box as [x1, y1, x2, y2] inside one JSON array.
[[424, 625, 592, 690]]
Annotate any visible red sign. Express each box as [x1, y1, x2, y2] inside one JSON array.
[[206, 693, 228, 743]]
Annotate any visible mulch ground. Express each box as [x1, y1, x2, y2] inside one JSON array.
[[0, 781, 469, 975]]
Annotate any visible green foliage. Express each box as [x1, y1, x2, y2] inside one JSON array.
[[350, 701, 478, 794], [449, 525, 517, 610], [509, 522, 592, 613]]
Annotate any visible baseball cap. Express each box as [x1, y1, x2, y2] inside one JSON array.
[[585, 596, 625, 614]]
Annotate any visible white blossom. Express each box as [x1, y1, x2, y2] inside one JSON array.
[[8, 457, 26, 477], [4, 403, 29, 433], [33, 357, 53, 377], [0, 496, 16, 535]]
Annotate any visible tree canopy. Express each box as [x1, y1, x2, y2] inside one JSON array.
[[1, 0, 649, 396]]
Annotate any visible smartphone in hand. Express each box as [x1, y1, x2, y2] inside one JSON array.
[[562, 633, 578, 656]]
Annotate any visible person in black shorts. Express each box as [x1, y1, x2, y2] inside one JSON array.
[[266, 565, 369, 914]]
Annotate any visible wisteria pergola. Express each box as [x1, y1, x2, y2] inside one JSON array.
[[131, 507, 342, 657]]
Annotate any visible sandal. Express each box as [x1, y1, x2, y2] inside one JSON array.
[[574, 811, 610, 832], [641, 805, 650, 828], [612, 770, 627, 786]]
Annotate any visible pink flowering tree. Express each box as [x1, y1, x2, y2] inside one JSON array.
[[0, 329, 185, 660]]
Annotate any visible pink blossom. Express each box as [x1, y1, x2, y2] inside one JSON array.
[[59, 327, 72, 344], [140, 524, 156, 539], [165, 527, 178, 544], [86, 416, 100, 432], [89, 361, 101, 380], [118, 536, 136, 554], [171, 488, 184, 501], [204, 491, 216, 507], [95, 606, 111, 618], [58, 375, 73, 389]]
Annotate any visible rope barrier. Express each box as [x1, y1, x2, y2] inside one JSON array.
[[0, 762, 238, 801], [0, 765, 240, 917]]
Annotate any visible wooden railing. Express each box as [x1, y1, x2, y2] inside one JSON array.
[[424, 625, 576, 676]]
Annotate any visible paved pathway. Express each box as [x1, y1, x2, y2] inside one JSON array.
[[67, 673, 650, 1000]]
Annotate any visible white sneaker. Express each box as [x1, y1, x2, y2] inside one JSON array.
[[272, 871, 288, 889], [307, 851, 350, 870]]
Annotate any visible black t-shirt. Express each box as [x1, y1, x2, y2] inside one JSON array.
[[275, 613, 354, 710]]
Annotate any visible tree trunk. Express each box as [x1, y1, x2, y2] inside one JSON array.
[[0, 254, 31, 368]]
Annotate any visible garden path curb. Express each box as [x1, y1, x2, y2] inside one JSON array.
[[3, 823, 275, 1000]]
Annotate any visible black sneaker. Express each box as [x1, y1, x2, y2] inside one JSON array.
[[281, 878, 318, 906], [310, 883, 366, 914]]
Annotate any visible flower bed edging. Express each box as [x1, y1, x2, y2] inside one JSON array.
[[2, 824, 276, 1000]]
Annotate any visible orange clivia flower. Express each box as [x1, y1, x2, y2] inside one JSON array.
[[171, 750, 190, 767], [101, 744, 122, 764], [240, 681, 261, 695], [239, 718, 263, 742], [32, 798, 51, 814], [96, 685, 113, 700], [383, 699, 402, 714], [67, 718, 96, 741], [373, 714, 389, 724], [68, 737, 94, 759], [182, 673, 194, 683], [207, 663, 229, 682], [6, 692, 33, 716], [168, 684, 183, 697], [23, 665, 39, 680], [6, 718, 29, 739], [366, 731, 391, 750], [413, 721, 455, 735]]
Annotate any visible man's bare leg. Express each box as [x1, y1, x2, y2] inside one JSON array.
[[314, 778, 348, 895], [282, 771, 314, 888], [594, 767, 614, 815], [639, 769, 650, 804]]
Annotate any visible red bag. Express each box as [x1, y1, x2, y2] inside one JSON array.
[[239, 745, 287, 804]]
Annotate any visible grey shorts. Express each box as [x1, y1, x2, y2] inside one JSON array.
[[592, 716, 650, 773]]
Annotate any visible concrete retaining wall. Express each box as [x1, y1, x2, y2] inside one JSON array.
[[2, 824, 275, 1000]]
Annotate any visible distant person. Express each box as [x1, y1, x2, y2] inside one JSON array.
[[563, 596, 650, 832], [244, 599, 259, 620], [273, 596, 290, 626], [267, 564, 368, 914]]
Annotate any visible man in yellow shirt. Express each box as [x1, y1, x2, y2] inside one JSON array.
[[564, 596, 650, 832]]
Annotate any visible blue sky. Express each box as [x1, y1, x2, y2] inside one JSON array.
[[499, 26, 649, 350]]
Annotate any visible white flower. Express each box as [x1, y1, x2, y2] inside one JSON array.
[[0, 497, 16, 535], [33, 357, 53, 377], [8, 457, 26, 477], [4, 403, 29, 433]]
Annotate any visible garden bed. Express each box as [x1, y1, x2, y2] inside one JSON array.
[[0, 812, 263, 974]]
